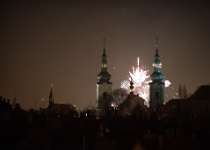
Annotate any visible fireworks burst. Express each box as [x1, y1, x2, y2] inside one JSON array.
[[121, 57, 151, 106], [121, 57, 171, 106], [164, 80, 171, 88]]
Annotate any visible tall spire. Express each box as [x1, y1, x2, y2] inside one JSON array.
[[156, 38, 158, 49], [97, 39, 112, 84], [149, 39, 165, 110], [103, 38, 106, 50], [155, 38, 159, 56], [49, 83, 54, 105], [96, 40, 112, 107], [150, 40, 164, 81], [102, 38, 107, 59]]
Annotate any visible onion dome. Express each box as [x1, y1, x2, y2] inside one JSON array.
[[150, 47, 164, 81], [97, 48, 112, 84]]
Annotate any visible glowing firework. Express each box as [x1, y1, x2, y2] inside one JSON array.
[[121, 80, 130, 90], [121, 57, 171, 106], [164, 80, 171, 87], [121, 57, 151, 106]]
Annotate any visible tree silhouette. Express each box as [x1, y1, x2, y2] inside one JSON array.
[[111, 88, 128, 107], [98, 92, 113, 117], [178, 84, 188, 99]]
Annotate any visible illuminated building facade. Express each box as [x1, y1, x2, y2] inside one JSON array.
[[96, 45, 112, 107], [149, 45, 165, 110]]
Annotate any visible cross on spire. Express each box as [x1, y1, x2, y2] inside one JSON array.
[[103, 38, 106, 50], [156, 38, 158, 48]]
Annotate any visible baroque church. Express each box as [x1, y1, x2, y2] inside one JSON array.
[[149, 44, 165, 111], [96, 43, 112, 107], [45, 85, 69, 117], [96, 41, 166, 116]]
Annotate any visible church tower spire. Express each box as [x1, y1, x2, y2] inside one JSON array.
[[97, 38, 112, 84], [149, 40, 165, 110], [96, 39, 112, 107], [49, 83, 54, 105]]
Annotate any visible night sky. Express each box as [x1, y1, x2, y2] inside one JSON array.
[[1, 1, 210, 110]]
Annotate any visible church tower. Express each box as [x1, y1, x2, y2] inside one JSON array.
[[49, 84, 54, 106], [96, 40, 112, 107], [149, 41, 165, 110]]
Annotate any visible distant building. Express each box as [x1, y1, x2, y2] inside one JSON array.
[[149, 44, 165, 110], [0, 96, 32, 139], [119, 79, 148, 118], [158, 85, 210, 118], [0, 97, 12, 111], [151, 85, 210, 138], [96, 43, 112, 107], [44, 86, 79, 128], [49, 85, 54, 105], [45, 86, 68, 117]]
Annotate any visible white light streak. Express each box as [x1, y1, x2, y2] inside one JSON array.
[[164, 80, 171, 87], [121, 57, 151, 106], [121, 57, 172, 106]]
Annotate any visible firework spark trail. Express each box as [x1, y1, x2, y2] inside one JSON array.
[[164, 80, 171, 87], [121, 57, 151, 106], [121, 57, 171, 106]]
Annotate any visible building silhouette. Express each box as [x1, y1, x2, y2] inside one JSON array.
[[2, 40, 210, 150], [119, 78, 148, 119], [149, 43, 165, 110], [45, 85, 69, 117], [49, 84, 54, 106], [96, 42, 112, 107]]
